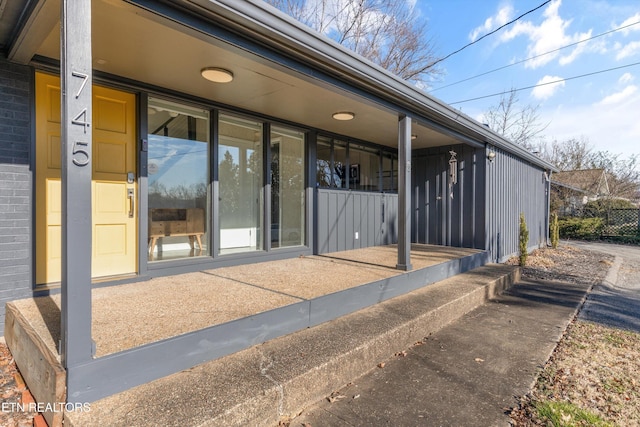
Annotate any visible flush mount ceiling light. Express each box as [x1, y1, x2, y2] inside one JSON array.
[[201, 67, 234, 83], [411, 134, 417, 140], [332, 111, 355, 121]]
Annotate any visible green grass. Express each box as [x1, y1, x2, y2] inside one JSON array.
[[602, 377, 626, 394], [603, 332, 627, 347], [533, 400, 613, 427]]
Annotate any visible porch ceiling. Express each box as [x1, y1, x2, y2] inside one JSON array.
[[0, 0, 29, 50], [27, 0, 456, 150]]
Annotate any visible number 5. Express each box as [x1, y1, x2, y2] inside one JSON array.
[[72, 141, 90, 166]]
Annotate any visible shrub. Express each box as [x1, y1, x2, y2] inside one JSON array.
[[519, 212, 529, 266], [558, 217, 604, 240], [550, 212, 559, 249]]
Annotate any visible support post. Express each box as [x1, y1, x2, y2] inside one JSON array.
[[397, 115, 412, 271], [60, 0, 94, 377]]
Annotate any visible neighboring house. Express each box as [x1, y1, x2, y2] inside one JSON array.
[[551, 169, 611, 216], [0, 0, 555, 404]]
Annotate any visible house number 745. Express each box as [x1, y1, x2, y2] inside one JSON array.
[[70, 70, 91, 166]]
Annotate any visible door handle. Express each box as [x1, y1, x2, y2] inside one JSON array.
[[128, 188, 135, 218]]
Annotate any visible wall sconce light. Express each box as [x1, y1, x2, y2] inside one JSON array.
[[487, 151, 496, 162], [332, 111, 355, 121], [201, 67, 234, 83]]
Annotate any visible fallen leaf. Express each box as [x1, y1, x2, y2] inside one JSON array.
[[395, 351, 408, 357], [475, 358, 484, 363], [353, 394, 360, 399], [377, 362, 386, 368], [327, 392, 347, 403]]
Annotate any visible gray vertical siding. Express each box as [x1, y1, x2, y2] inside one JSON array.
[[0, 59, 33, 335], [485, 147, 548, 262], [412, 144, 485, 250], [317, 189, 397, 254]]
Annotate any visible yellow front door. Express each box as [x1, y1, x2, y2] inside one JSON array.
[[35, 72, 137, 284]]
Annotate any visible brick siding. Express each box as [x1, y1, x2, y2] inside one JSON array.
[[0, 58, 33, 335]]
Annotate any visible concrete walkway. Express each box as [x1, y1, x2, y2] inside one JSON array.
[[294, 274, 594, 426]]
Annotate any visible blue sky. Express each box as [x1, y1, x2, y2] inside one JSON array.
[[418, 0, 640, 158]]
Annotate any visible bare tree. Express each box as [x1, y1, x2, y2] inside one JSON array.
[[544, 137, 593, 171], [481, 89, 548, 150], [541, 136, 640, 203], [589, 151, 640, 201], [264, 0, 442, 86]]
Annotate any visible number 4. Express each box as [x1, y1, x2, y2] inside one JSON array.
[[72, 108, 90, 133]]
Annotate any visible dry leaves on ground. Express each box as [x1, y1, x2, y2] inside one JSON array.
[[509, 245, 640, 426], [0, 341, 38, 427]]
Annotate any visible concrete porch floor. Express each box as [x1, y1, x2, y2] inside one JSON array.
[[5, 244, 494, 426], [10, 244, 483, 359]]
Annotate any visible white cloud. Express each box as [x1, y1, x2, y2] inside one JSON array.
[[597, 85, 638, 106], [531, 75, 565, 100], [495, 0, 593, 68], [558, 30, 593, 65], [469, 4, 513, 41], [542, 90, 640, 157], [615, 12, 640, 35], [619, 72, 635, 84], [615, 40, 640, 60]]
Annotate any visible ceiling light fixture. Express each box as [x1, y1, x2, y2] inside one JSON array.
[[201, 67, 234, 83], [411, 134, 417, 140], [332, 111, 355, 121]]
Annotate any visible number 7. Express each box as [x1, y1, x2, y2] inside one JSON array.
[[72, 71, 89, 99]]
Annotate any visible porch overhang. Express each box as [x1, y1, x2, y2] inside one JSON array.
[[7, 0, 482, 153], [6, 0, 559, 171]]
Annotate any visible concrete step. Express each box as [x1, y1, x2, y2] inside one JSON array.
[[65, 263, 519, 427]]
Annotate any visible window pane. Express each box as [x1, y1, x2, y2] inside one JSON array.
[[218, 114, 264, 254], [316, 137, 332, 188], [350, 144, 380, 191], [333, 141, 347, 189], [271, 126, 305, 248], [382, 152, 397, 191], [147, 98, 209, 261]]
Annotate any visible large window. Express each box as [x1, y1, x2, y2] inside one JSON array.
[[271, 126, 305, 248], [316, 137, 396, 192], [147, 102, 311, 260], [147, 98, 210, 261], [218, 114, 264, 254]]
